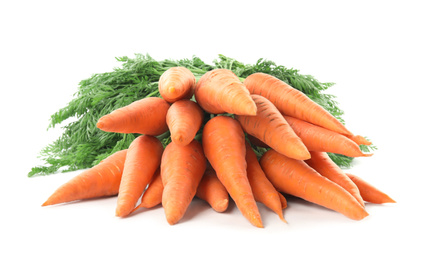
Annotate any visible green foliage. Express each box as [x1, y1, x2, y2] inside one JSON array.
[[29, 54, 375, 177]]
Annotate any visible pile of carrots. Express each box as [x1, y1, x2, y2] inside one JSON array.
[[42, 67, 395, 228]]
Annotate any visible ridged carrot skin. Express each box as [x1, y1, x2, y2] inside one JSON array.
[[260, 149, 369, 220], [346, 173, 396, 204], [305, 151, 365, 207], [115, 135, 163, 217], [42, 149, 127, 206], [244, 73, 352, 135], [161, 140, 207, 225], [285, 115, 372, 157], [236, 94, 310, 160], [97, 97, 170, 136], [245, 142, 286, 223], [202, 116, 263, 228], [195, 69, 257, 116], [131, 168, 163, 213], [166, 99, 204, 146], [196, 165, 229, 213], [159, 67, 196, 103]]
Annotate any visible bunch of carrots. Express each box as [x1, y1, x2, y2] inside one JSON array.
[[42, 67, 395, 227]]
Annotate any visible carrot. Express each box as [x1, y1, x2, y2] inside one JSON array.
[[160, 140, 207, 225], [247, 134, 269, 148], [245, 141, 286, 223], [97, 97, 170, 136], [260, 149, 369, 220], [131, 167, 163, 213], [166, 99, 204, 146], [236, 94, 310, 160], [305, 151, 365, 207], [244, 73, 352, 135], [346, 135, 372, 146], [115, 135, 163, 217], [42, 149, 127, 206], [196, 165, 229, 213], [279, 193, 288, 210], [202, 115, 263, 228], [158, 67, 196, 103], [346, 173, 396, 204], [285, 115, 372, 157], [195, 69, 257, 116]]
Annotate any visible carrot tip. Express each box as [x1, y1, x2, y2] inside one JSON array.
[[213, 199, 229, 213], [169, 86, 176, 93]]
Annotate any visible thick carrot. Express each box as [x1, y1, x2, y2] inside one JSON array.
[[260, 149, 369, 220], [236, 94, 310, 160], [195, 69, 257, 116], [115, 135, 163, 217], [42, 149, 127, 206], [196, 165, 229, 213], [305, 151, 365, 207], [97, 97, 170, 136], [158, 66, 196, 103], [285, 115, 372, 157], [131, 167, 163, 213], [202, 116, 263, 228], [166, 99, 204, 146], [245, 142, 286, 223], [244, 73, 352, 135], [346, 173, 396, 204], [161, 140, 207, 225]]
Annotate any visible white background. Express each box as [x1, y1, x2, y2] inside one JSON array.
[[1, 0, 421, 259]]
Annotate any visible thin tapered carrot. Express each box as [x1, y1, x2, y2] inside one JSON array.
[[42, 149, 127, 206], [166, 99, 204, 146], [245, 141, 286, 223], [346, 173, 396, 204], [195, 69, 257, 116], [285, 115, 372, 157], [202, 116, 263, 228], [115, 135, 163, 217], [346, 135, 372, 146], [236, 94, 310, 160], [260, 149, 369, 220], [196, 165, 229, 213], [305, 151, 365, 207], [131, 167, 163, 213], [244, 73, 352, 135], [97, 97, 170, 136], [161, 140, 207, 225], [279, 193, 288, 209], [159, 67, 196, 103]]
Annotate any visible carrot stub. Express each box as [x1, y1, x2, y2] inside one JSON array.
[[196, 165, 229, 213]]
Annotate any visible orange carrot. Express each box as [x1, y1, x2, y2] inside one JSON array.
[[260, 149, 368, 220], [247, 134, 269, 148], [97, 97, 170, 136], [166, 99, 204, 146], [244, 73, 352, 135], [42, 149, 127, 206], [202, 116, 263, 228], [346, 173, 396, 204], [131, 167, 163, 213], [279, 193, 288, 209], [115, 135, 163, 217], [160, 140, 207, 225], [236, 94, 310, 160], [346, 135, 372, 146], [285, 115, 372, 157], [159, 67, 196, 103], [305, 151, 365, 207], [196, 165, 229, 213], [245, 141, 286, 223], [195, 69, 257, 116]]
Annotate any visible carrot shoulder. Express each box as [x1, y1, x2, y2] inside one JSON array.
[[260, 149, 368, 220], [166, 99, 204, 146], [202, 116, 263, 228], [305, 151, 365, 207], [42, 149, 127, 206], [244, 72, 352, 135], [346, 173, 396, 204], [160, 140, 207, 225], [236, 94, 310, 160], [97, 97, 170, 136], [196, 165, 229, 213], [115, 135, 163, 217], [195, 69, 257, 116], [285, 115, 372, 157], [159, 67, 196, 103]]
